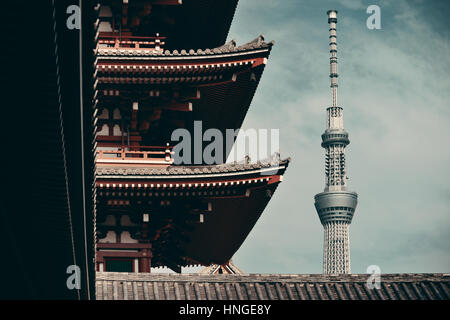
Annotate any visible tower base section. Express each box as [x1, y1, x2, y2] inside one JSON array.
[[314, 191, 357, 274], [323, 221, 350, 274]]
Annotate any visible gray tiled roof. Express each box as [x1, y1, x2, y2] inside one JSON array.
[[96, 35, 273, 58], [96, 158, 290, 177], [96, 272, 450, 300]]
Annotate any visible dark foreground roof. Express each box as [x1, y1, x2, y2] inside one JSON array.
[[96, 272, 450, 300], [1, 1, 96, 299]]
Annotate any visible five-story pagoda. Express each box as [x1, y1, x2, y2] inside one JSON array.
[[92, 0, 289, 273]]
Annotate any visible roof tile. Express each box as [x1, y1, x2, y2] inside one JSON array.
[[97, 158, 290, 177], [95, 273, 450, 300], [97, 35, 273, 58]]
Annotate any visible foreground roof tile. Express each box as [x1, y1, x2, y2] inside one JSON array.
[[95, 272, 450, 300]]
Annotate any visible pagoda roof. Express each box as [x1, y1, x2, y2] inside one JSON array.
[[96, 158, 289, 179], [96, 35, 273, 59], [95, 36, 275, 163], [96, 272, 450, 300], [95, 158, 290, 268], [199, 259, 245, 275]]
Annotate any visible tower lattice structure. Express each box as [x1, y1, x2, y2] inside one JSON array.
[[314, 10, 358, 274]]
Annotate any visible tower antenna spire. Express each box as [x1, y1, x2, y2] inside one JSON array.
[[328, 10, 338, 109], [314, 10, 358, 274]]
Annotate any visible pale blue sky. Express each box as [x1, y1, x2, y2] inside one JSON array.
[[225, 0, 450, 274]]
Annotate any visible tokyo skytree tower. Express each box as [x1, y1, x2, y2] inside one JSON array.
[[314, 10, 358, 274]]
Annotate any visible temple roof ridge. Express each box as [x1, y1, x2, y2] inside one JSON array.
[[96, 158, 290, 177], [96, 34, 274, 58]]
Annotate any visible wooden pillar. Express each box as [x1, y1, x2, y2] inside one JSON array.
[[139, 213, 152, 272], [139, 248, 152, 273]]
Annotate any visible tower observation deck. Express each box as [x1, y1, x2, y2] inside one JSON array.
[[314, 10, 358, 274]]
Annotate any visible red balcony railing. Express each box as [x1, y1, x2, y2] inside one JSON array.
[[97, 32, 166, 51], [96, 145, 174, 165]]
